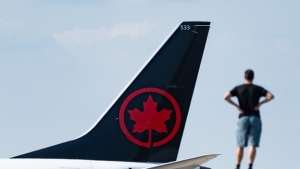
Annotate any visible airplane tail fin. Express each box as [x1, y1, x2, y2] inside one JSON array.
[[14, 21, 210, 163], [144, 154, 218, 169]]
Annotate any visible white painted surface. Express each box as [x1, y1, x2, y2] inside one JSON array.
[[0, 159, 156, 169]]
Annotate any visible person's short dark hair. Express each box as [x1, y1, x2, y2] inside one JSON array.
[[244, 69, 254, 81]]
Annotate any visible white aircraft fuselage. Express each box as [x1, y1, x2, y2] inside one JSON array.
[[0, 159, 156, 169]]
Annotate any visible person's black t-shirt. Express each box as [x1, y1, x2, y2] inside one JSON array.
[[230, 84, 268, 118]]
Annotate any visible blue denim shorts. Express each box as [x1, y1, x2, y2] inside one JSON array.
[[237, 116, 262, 147]]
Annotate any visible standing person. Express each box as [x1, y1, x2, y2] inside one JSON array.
[[224, 69, 274, 169]]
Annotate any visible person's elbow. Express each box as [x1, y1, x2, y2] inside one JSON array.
[[224, 92, 231, 100], [267, 92, 275, 100]]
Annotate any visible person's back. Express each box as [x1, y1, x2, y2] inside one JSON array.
[[224, 69, 274, 169], [231, 83, 268, 117]]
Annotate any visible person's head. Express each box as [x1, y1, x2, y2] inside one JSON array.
[[244, 69, 254, 82]]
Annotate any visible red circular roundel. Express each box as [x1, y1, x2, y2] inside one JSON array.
[[119, 87, 181, 148]]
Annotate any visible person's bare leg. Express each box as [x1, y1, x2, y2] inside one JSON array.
[[236, 147, 243, 168], [248, 146, 256, 168]]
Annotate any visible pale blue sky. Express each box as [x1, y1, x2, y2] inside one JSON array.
[[0, 1, 299, 168]]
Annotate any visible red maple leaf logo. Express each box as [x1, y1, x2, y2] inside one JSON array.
[[128, 95, 172, 146]]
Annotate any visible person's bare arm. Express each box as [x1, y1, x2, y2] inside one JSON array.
[[254, 92, 275, 110], [224, 92, 243, 114]]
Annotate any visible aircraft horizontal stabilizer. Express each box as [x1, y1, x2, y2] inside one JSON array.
[[143, 154, 218, 169]]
